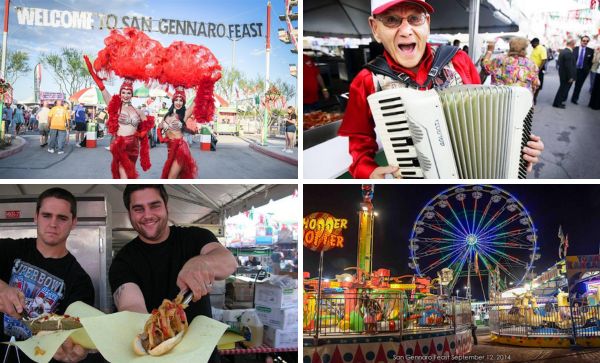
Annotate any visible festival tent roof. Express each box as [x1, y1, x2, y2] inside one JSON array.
[[69, 87, 106, 106], [0, 184, 297, 247], [304, 0, 520, 38]]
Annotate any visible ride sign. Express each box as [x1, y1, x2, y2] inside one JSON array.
[[303, 212, 348, 252]]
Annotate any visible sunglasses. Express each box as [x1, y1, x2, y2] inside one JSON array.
[[375, 13, 427, 28]]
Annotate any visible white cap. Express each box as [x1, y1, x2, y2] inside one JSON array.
[[371, 0, 434, 15]]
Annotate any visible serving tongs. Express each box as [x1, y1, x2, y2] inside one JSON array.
[[178, 290, 194, 307]]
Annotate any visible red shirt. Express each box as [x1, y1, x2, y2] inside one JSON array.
[[303, 56, 321, 104], [338, 44, 481, 179]]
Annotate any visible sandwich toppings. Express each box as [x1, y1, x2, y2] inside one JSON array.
[[135, 294, 188, 356]]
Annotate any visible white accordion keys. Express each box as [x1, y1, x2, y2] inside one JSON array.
[[368, 87, 459, 178], [368, 85, 533, 179]]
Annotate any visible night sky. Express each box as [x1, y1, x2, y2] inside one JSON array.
[[304, 184, 600, 300]]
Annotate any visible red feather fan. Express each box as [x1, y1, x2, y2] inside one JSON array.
[[94, 27, 164, 81], [160, 42, 222, 123], [95, 28, 222, 123]]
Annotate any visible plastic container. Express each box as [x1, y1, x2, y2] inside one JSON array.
[[240, 310, 264, 348]]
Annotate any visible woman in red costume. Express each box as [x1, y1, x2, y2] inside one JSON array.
[[157, 41, 222, 179], [84, 61, 154, 179], [158, 87, 198, 179], [83, 27, 157, 179]]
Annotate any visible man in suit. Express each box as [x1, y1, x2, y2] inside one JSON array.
[[571, 35, 594, 104], [553, 39, 577, 109]]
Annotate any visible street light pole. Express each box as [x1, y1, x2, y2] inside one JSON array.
[[228, 36, 242, 70], [262, 1, 272, 146]]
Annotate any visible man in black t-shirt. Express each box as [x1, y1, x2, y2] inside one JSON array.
[[0, 187, 96, 363], [109, 185, 237, 361]]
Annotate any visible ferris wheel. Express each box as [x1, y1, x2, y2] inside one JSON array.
[[408, 185, 539, 298]]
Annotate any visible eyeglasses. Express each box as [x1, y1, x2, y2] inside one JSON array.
[[375, 13, 427, 28]]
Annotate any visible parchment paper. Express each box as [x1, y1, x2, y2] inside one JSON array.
[[10, 301, 103, 363], [80, 310, 228, 363], [6, 301, 228, 363]]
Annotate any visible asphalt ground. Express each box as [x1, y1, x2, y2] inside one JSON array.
[[0, 133, 297, 179], [526, 60, 600, 179]]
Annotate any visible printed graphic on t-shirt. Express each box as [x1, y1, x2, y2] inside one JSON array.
[[3, 259, 64, 339]]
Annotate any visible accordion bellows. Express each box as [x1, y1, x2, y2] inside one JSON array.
[[368, 85, 534, 179]]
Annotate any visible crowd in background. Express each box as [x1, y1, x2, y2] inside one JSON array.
[[471, 34, 600, 110], [0, 97, 215, 152]]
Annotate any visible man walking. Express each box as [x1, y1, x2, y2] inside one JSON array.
[[530, 38, 547, 105], [73, 103, 87, 147], [37, 101, 50, 147], [571, 35, 594, 104], [553, 40, 577, 109], [47, 100, 70, 154]]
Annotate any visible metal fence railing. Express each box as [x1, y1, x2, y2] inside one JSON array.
[[303, 292, 472, 338], [489, 298, 600, 339]]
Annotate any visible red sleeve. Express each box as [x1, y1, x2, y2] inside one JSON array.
[[451, 50, 481, 85], [337, 69, 380, 179]]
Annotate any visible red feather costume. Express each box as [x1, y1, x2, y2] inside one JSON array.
[[87, 27, 221, 179], [161, 138, 197, 179], [159, 42, 222, 123], [159, 90, 197, 179], [89, 28, 163, 178], [107, 94, 154, 179]]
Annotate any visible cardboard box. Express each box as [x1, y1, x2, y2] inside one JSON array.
[[263, 325, 298, 348], [229, 280, 255, 302], [255, 305, 298, 330], [254, 283, 297, 309]]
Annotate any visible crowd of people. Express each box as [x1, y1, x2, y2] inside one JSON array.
[[455, 35, 600, 112], [2, 96, 206, 160], [2, 103, 41, 137], [460, 35, 600, 110]]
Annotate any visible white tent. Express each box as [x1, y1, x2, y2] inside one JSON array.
[[0, 184, 297, 249]]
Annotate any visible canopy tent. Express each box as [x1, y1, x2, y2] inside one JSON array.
[[0, 184, 297, 249], [133, 86, 171, 98], [304, 0, 519, 37], [69, 87, 106, 106], [15, 95, 37, 107]]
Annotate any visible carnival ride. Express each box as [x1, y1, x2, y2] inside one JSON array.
[[409, 185, 539, 300], [488, 229, 600, 347], [303, 185, 470, 338]]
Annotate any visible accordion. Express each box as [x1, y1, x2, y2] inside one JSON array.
[[367, 85, 534, 179]]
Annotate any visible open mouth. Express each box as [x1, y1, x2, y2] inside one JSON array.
[[398, 43, 416, 55]]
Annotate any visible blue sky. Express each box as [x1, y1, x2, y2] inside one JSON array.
[[1, 0, 298, 102]]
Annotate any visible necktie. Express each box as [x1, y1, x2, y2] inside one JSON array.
[[577, 47, 584, 69]]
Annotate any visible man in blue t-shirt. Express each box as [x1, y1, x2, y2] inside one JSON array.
[[73, 103, 87, 147]]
